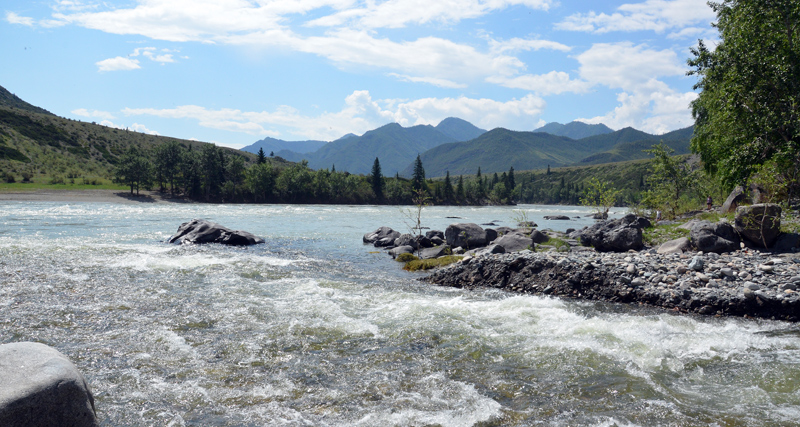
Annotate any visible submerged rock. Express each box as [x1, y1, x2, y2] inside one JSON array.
[[0, 342, 98, 427], [169, 219, 264, 246]]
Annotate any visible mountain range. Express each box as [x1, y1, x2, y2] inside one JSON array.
[[248, 117, 486, 175], [242, 115, 692, 177]]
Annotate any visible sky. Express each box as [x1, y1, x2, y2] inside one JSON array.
[[1, 0, 718, 149]]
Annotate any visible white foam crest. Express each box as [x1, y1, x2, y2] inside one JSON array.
[[153, 327, 198, 358], [276, 278, 382, 338], [350, 373, 501, 427]]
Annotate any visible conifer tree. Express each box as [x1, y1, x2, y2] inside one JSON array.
[[370, 157, 384, 201], [257, 147, 266, 164]]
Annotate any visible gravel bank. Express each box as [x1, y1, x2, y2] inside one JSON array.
[[423, 248, 800, 321]]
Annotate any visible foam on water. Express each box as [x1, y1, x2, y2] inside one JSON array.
[[2, 202, 800, 426]]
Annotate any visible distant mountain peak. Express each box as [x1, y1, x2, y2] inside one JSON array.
[[434, 117, 486, 142], [534, 121, 613, 140]]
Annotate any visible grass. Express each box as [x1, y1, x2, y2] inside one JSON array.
[[0, 179, 126, 192], [643, 224, 690, 246], [403, 255, 463, 271]]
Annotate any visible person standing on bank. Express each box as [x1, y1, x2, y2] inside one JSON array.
[[706, 196, 713, 210]]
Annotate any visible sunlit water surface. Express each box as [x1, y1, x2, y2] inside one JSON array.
[[1, 202, 799, 426]]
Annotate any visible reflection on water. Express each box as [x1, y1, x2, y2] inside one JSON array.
[[1, 202, 799, 426]]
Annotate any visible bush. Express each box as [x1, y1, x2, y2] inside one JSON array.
[[4, 173, 14, 183], [396, 253, 419, 263], [20, 171, 32, 182], [403, 255, 463, 271]]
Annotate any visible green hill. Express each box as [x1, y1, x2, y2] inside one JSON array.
[[0, 105, 262, 185], [405, 125, 694, 178], [0, 85, 53, 116]]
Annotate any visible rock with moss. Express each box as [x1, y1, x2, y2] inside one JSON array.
[[734, 204, 781, 248], [363, 226, 402, 247], [445, 223, 488, 249]]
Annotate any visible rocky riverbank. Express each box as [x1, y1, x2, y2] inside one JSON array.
[[423, 247, 800, 321]]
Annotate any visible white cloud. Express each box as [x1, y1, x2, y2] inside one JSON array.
[[387, 74, 467, 89], [556, 0, 716, 34], [579, 80, 697, 133], [572, 42, 696, 132], [46, 1, 539, 86], [96, 56, 141, 72], [98, 120, 159, 135], [306, 0, 555, 29], [576, 42, 686, 88], [489, 37, 572, 54], [6, 12, 34, 26], [487, 71, 591, 95], [71, 108, 116, 120], [121, 90, 547, 141]]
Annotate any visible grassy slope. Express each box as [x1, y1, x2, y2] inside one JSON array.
[[0, 106, 263, 187]]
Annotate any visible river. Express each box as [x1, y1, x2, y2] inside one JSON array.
[[1, 202, 799, 426]]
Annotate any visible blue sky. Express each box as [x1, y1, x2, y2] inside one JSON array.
[[2, 0, 717, 149]]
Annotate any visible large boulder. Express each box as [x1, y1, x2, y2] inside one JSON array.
[[657, 237, 691, 254], [530, 230, 550, 244], [363, 226, 402, 247], [394, 233, 419, 250], [169, 219, 264, 245], [419, 245, 451, 260], [580, 214, 646, 252], [735, 203, 782, 248], [0, 342, 98, 427], [689, 220, 740, 253], [388, 245, 414, 259], [493, 231, 534, 252], [544, 215, 570, 220], [721, 185, 746, 214], [445, 223, 488, 250], [425, 230, 444, 240]]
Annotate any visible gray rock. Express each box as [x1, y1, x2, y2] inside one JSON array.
[[580, 214, 646, 252], [494, 227, 515, 236], [469, 244, 506, 257], [445, 223, 488, 250], [689, 220, 740, 253], [735, 203, 782, 248], [657, 237, 691, 254], [492, 232, 534, 253], [430, 236, 444, 246], [517, 221, 538, 228], [394, 233, 420, 250], [169, 219, 264, 246], [0, 342, 98, 427], [688, 255, 704, 271], [543, 215, 571, 220], [364, 227, 402, 247], [425, 230, 444, 240], [485, 228, 499, 244], [626, 264, 637, 275], [419, 245, 451, 259], [388, 245, 414, 259], [530, 230, 550, 244], [721, 185, 746, 213]]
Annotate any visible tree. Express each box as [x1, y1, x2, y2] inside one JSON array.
[[688, 0, 800, 191], [257, 147, 266, 164], [114, 147, 152, 195], [580, 177, 619, 218], [443, 171, 454, 203], [642, 143, 697, 218], [154, 141, 182, 195], [456, 175, 465, 202], [370, 157, 384, 201], [412, 155, 426, 191]]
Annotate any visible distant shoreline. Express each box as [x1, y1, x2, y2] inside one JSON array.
[[0, 189, 194, 205]]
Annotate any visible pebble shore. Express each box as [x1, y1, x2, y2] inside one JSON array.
[[423, 247, 800, 321]]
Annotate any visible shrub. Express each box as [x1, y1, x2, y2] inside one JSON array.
[[20, 171, 32, 182], [4, 173, 14, 183], [403, 255, 463, 271], [396, 253, 419, 263]]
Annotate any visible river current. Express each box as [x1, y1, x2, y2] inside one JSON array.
[[1, 202, 799, 426]]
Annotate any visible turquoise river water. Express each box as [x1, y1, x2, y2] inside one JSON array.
[[1, 202, 799, 426]]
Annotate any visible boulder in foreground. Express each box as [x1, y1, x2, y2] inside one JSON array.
[[580, 214, 649, 252], [735, 204, 781, 248], [169, 219, 264, 245], [0, 342, 98, 427]]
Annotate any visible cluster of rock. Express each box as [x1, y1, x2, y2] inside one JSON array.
[[168, 219, 264, 246], [0, 342, 99, 426], [364, 222, 547, 260], [424, 247, 800, 321], [366, 202, 800, 320]]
